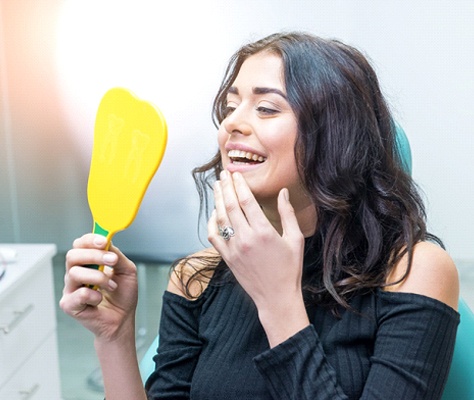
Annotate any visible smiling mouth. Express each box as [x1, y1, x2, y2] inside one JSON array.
[[228, 149, 266, 165]]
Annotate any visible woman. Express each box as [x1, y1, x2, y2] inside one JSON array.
[[61, 32, 459, 399]]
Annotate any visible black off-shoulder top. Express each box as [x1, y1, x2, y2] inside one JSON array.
[[145, 242, 459, 399]]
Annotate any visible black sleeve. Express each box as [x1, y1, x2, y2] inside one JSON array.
[[361, 293, 458, 399], [253, 292, 459, 400], [145, 291, 204, 399]]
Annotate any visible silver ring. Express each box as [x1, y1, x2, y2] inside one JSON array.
[[219, 226, 235, 241]]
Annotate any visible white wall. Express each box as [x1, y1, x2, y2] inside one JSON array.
[[343, 1, 474, 261], [1, 0, 473, 261]]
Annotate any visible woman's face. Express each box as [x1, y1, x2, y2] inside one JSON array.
[[218, 52, 309, 210]]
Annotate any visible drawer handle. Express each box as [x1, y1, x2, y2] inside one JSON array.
[[0, 303, 35, 334], [19, 383, 40, 399]]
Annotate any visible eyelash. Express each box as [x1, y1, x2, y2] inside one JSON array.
[[256, 106, 278, 115], [224, 105, 278, 117], [224, 106, 236, 116]]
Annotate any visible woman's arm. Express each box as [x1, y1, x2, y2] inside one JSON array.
[[385, 241, 459, 310], [254, 242, 460, 400], [60, 234, 147, 400], [144, 250, 216, 399], [95, 329, 146, 400], [208, 171, 311, 348]]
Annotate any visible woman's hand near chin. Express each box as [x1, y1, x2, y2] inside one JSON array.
[[208, 171, 310, 347], [59, 233, 139, 341]]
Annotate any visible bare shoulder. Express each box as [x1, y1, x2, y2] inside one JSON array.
[[385, 241, 459, 310], [167, 247, 220, 299]]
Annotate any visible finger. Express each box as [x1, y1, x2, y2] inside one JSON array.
[[232, 172, 269, 227], [60, 286, 103, 316], [207, 209, 218, 237], [65, 247, 118, 272], [213, 179, 239, 233], [106, 242, 136, 276], [219, 170, 249, 227], [64, 265, 118, 294], [278, 188, 305, 242], [72, 233, 109, 250], [207, 209, 222, 248]]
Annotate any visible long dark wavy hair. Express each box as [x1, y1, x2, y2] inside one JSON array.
[[176, 32, 441, 310]]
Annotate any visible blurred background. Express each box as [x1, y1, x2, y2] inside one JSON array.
[[1, 0, 473, 261], [1, 1, 473, 398]]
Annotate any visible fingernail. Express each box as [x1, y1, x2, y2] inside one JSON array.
[[94, 235, 106, 246], [103, 253, 116, 264], [220, 170, 229, 180], [108, 279, 118, 291], [283, 188, 290, 201], [233, 172, 242, 180]]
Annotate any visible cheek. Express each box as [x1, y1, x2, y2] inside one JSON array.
[[270, 127, 299, 180], [217, 126, 229, 165], [269, 125, 298, 163], [217, 124, 227, 146]]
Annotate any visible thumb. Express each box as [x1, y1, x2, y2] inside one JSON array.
[[278, 188, 302, 239]]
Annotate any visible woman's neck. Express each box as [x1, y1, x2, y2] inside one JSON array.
[[261, 197, 317, 238]]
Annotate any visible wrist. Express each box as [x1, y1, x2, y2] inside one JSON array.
[[257, 294, 310, 348], [94, 325, 138, 375], [93, 321, 146, 400], [94, 317, 136, 350]]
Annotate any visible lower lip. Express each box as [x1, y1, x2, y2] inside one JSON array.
[[226, 161, 264, 173]]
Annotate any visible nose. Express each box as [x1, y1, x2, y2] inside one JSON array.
[[222, 105, 252, 136]]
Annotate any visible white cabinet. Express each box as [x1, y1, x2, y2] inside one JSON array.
[[0, 244, 62, 399]]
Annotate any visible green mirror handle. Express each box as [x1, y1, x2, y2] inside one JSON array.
[[84, 222, 111, 289]]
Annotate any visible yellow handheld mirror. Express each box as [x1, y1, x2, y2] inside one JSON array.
[[86, 88, 167, 281]]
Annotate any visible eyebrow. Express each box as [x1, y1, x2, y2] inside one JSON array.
[[228, 86, 288, 100]]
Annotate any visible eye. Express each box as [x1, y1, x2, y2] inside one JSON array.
[[256, 106, 278, 115], [224, 105, 236, 117]]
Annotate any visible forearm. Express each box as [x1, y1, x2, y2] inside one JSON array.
[[254, 324, 348, 400], [257, 292, 310, 348], [95, 326, 147, 400]]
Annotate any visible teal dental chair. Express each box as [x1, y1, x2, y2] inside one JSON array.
[[140, 334, 159, 383], [442, 298, 474, 399], [383, 124, 474, 399], [139, 124, 474, 398]]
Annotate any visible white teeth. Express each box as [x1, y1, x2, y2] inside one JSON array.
[[228, 149, 266, 162]]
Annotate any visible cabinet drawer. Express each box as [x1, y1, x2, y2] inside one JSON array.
[[0, 333, 62, 399], [0, 261, 56, 382]]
